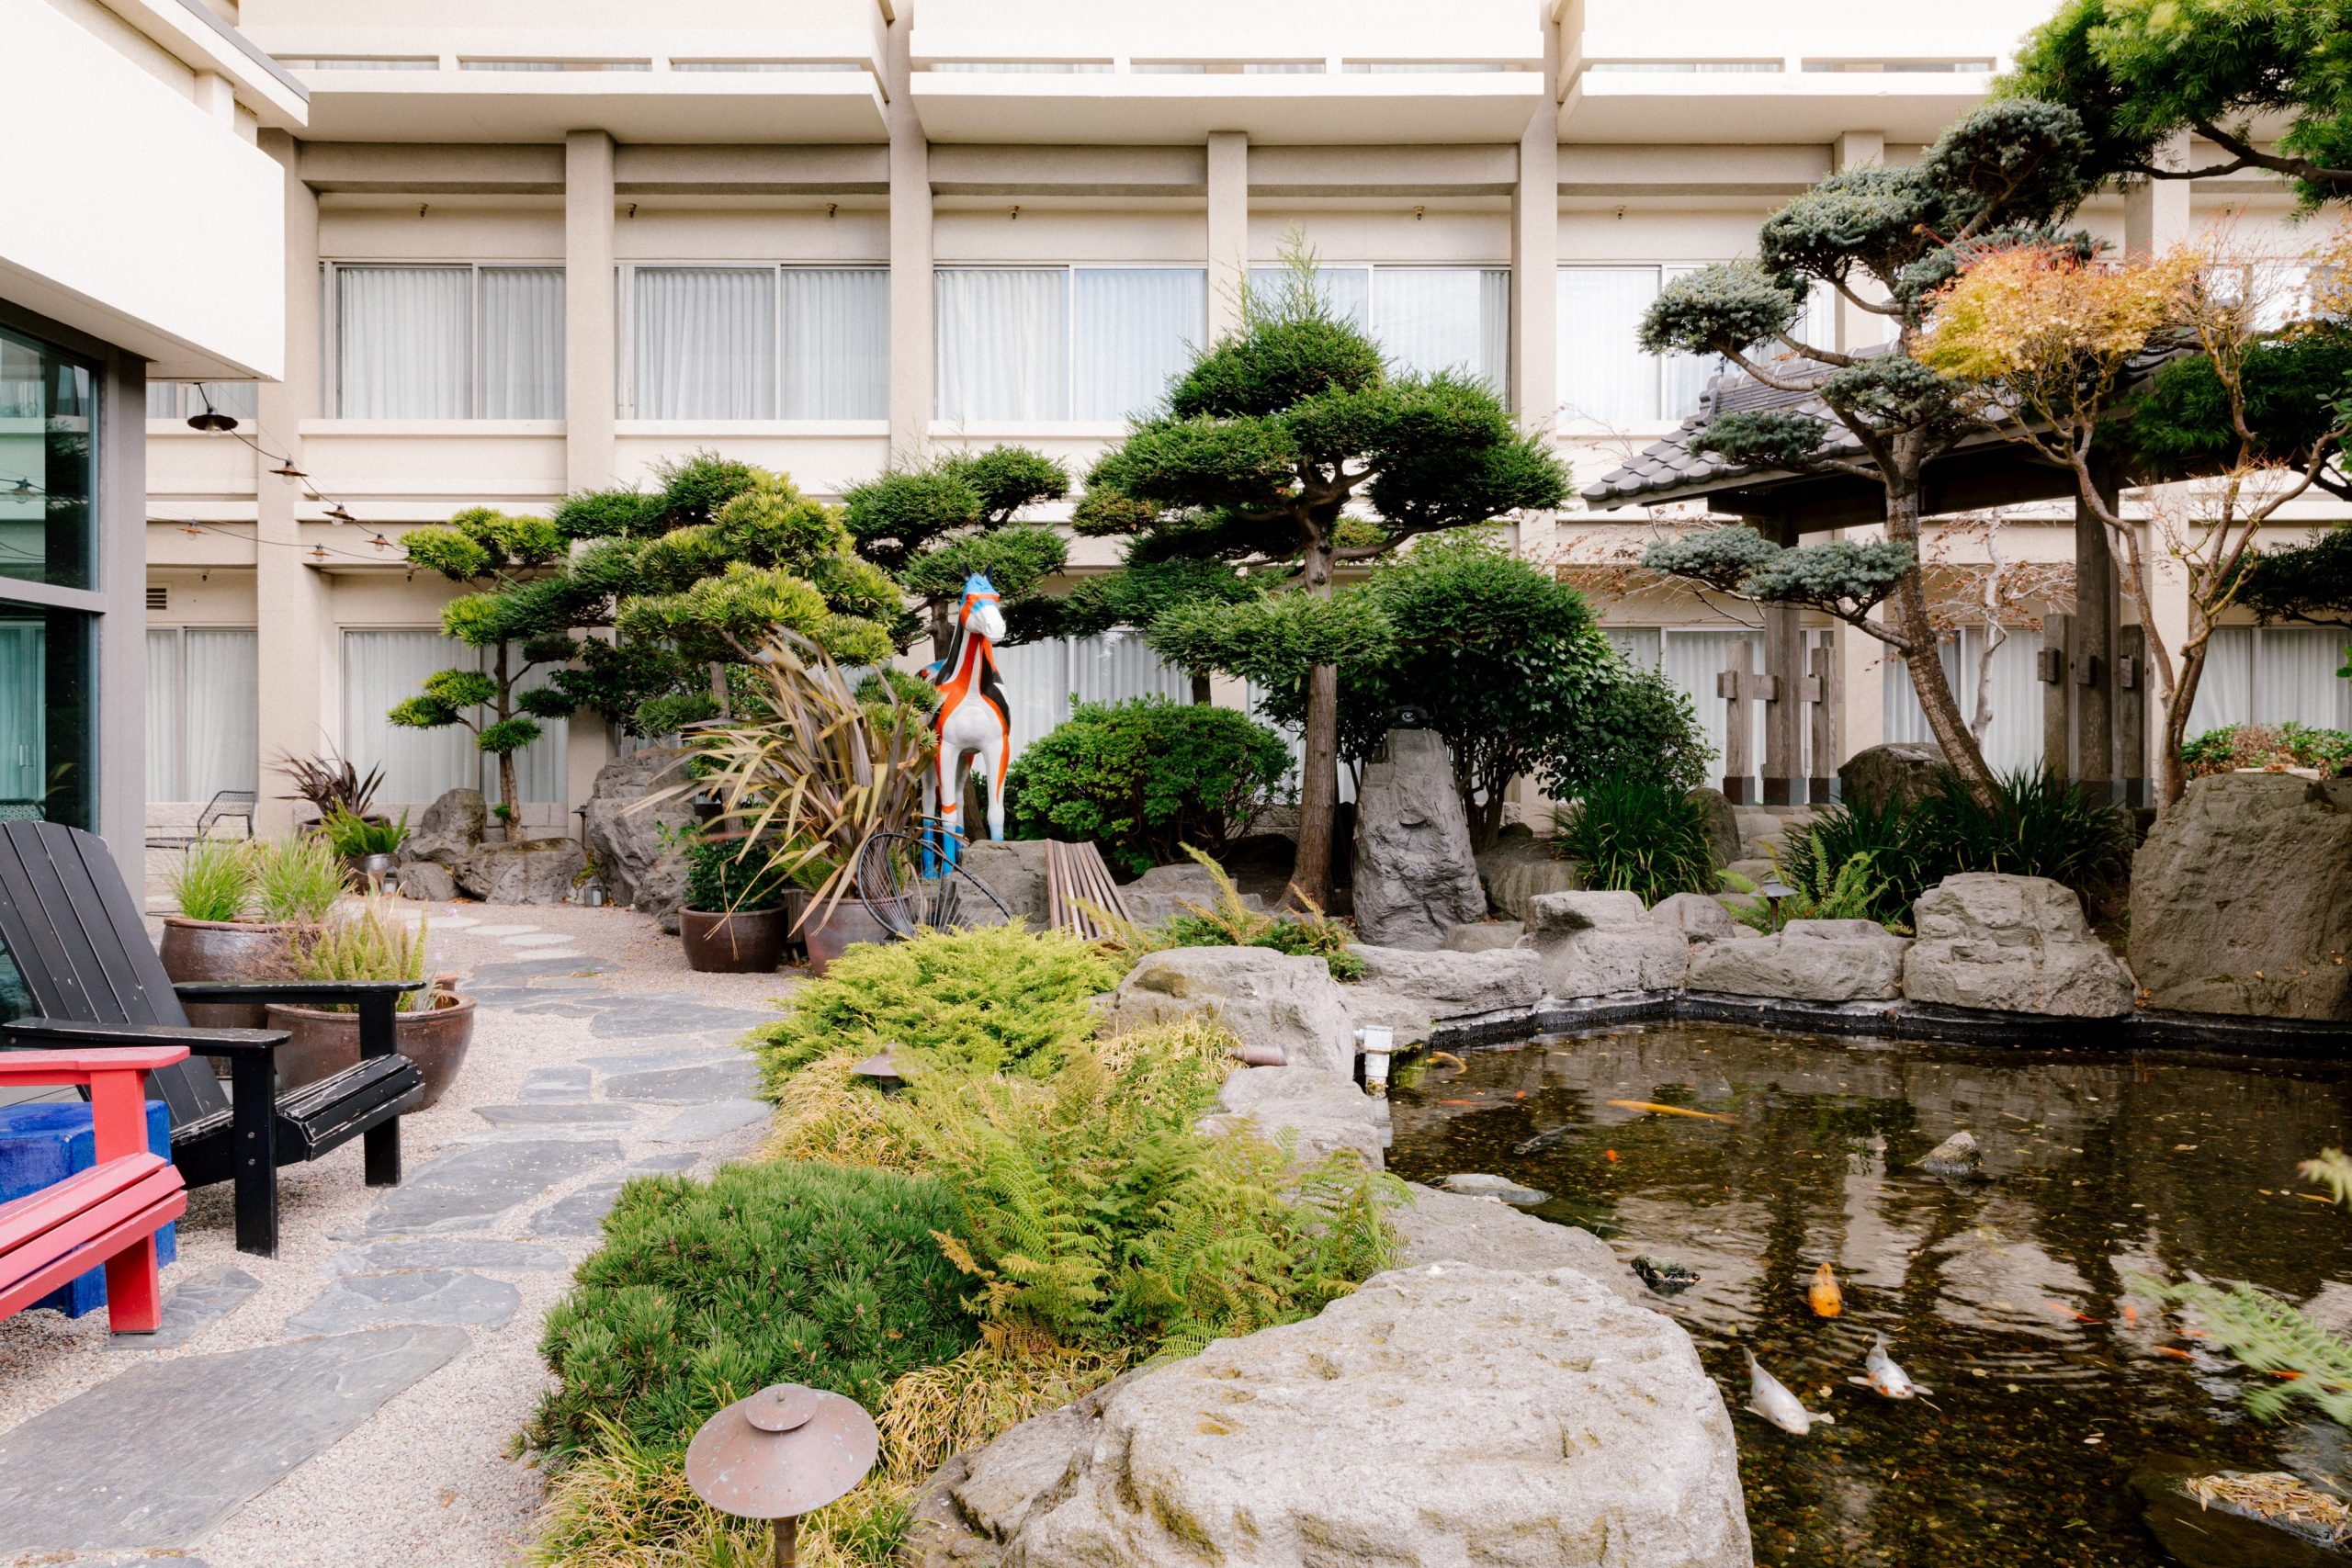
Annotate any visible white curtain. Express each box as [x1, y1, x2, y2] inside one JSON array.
[[1558, 266, 1660, 424], [1953, 626, 2044, 776], [479, 266, 564, 419], [936, 269, 1069, 422], [1244, 680, 1349, 804], [186, 629, 259, 798], [145, 629, 183, 801], [338, 266, 471, 418], [345, 630, 481, 806], [1248, 265, 1371, 331], [1372, 268, 1510, 393], [1883, 640, 1962, 749], [778, 267, 888, 419], [1662, 628, 1759, 789], [990, 632, 1194, 767], [635, 267, 774, 420], [0, 617, 40, 805], [146, 382, 259, 421], [2186, 626, 2254, 734], [1071, 268, 1204, 421], [1603, 626, 1663, 671], [2256, 626, 2352, 728]]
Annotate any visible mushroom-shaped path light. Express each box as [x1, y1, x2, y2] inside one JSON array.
[[684, 1382, 878, 1568]]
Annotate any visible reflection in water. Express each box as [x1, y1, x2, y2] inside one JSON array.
[[1388, 1023, 2352, 1567]]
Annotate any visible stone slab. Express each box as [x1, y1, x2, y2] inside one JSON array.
[[325, 1238, 568, 1276], [631, 1151, 703, 1174], [465, 957, 610, 983], [0, 1326, 470, 1552], [472, 1102, 639, 1128], [646, 1098, 770, 1144], [578, 1047, 740, 1074], [529, 1181, 624, 1237], [109, 1265, 260, 1351], [517, 1066, 594, 1101], [286, 1270, 520, 1334], [500, 933, 576, 947], [587, 1003, 771, 1040], [357, 1137, 623, 1236], [601, 1057, 760, 1104]]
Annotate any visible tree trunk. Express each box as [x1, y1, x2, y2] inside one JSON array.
[[2160, 640, 2207, 808], [1289, 540, 1340, 908], [707, 660, 729, 720], [930, 597, 955, 666], [493, 642, 525, 841], [1883, 483, 1997, 801], [1191, 671, 1213, 705]]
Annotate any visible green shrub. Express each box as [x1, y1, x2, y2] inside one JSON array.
[[1909, 765, 2136, 902], [681, 837, 797, 913], [752, 923, 1123, 1089], [1004, 697, 1292, 878], [2182, 720, 2352, 778], [294, 896, 432, 1011], [250, 834, 346, 924], [528, 1159, 975, 1461], [1743, 850, 1897, 931], [1552, 774, 1718, 906], [1539, 663, 1714, 801], [317, 807, 409, 859], [1775, 791, 1926, 927], [1136, 848, 1364, 981], [168, 838, 253, 922]]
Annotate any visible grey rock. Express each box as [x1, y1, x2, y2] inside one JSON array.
[[1917, 1129, 1984, 1179], [631, 1151, 704, 1174], [1128, 861, 1223, 897], [1686, 917, 1909, 1002], [1839, 740, 1948, 810], [1388, 1182, 1645, 1304], [601, 1056, 760, 1103], [518, 1066, 594, 1102], [1439, 1171, 1549, 1205], [1653, 890, 1743, 942], [1441, 919, 1523, 953], [646, 1098, 772, 1144], [456, 836, 588, 906], [1201, 1065, 1384, 1170], [957, 837, 1052, 925], [286, 1270, 519, 1334], [325, 1238, 568, 1276], [1106, 946, 1355, 1074], [1690, 786, 1742, 868], [0, 1327, 469, 1552], [906, 1374, 1143, 1564], [1904, 873, 2135, 1018], [109, 1265, 259, 1351], [920, 1265, 1748, 1568], [1350, 728, 1486, 950], [1487, 855, 1583, 921], [586, 1001, 773, 1040], [578, 746, 693, 924], [2130, 773, 2352, 1021], [1727, 856, 1777, 886], [402, 787, 486, 869], [1350, 943, 1545, 1018], [1472, 829, 1557, 914], [529, 1181, 624, 1237], [359, 1137, 623, 1235], [1522, 889, 1689, 997], [393, 861, 457, 903], [473, 1102, 639, 1128]]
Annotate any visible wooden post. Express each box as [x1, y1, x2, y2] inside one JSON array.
[[2116, 624, 2148, 806], [1805, 641, 1838, 803], [1761, 604, 1804, 806], [2041, 611, 2073, 783], [1715, 643, 1776, 805], [2075, 491, 2116, 797]]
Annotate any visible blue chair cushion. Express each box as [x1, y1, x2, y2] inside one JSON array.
[[0, 1100, 176, 1317]]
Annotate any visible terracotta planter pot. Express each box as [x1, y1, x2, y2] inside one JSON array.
[[264, 992, 478, 1109], [158, 918, 293, 1031], [801, 897, 909, 976], [680, 907, 791, 973]]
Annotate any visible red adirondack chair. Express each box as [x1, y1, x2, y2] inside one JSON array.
[[0, 1047, 189, 1335]]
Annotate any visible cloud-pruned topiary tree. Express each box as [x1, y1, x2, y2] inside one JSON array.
[[842, 446, 1069, 660]]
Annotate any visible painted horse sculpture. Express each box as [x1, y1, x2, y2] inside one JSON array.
[[923, 573, 1012, 866]]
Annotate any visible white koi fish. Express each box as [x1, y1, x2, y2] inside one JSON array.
[[1745, 1350, 1834, 1434], [1849, 1335, 1933, 1399]]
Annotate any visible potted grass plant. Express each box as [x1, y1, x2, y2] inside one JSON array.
[[677, 836, 804, 973], [318, 807, 410, 889], [266, 895, 475, 1105], [160, 834, 344, 1029], [642, 630, 930, 976]]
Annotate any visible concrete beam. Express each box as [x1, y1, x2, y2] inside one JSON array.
[[615, 143, 889, 196], [1510, 10, 1558, 428], [886, 5, 932, 455], [929, 143, 1206, 197], [299, 141, 565, 195], [1248, 143, 1516, 197], [1556, 142, 1826, 198]]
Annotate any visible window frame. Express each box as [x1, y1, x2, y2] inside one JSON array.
[[933, 262, 1211, 425], [615, 260, 892, 423], [321, 259, 567, 421]]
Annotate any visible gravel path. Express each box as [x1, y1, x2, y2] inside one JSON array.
[[0, 900, 797, 1568]]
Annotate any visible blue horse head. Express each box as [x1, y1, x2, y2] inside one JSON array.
[[963, 572, 998, 601]]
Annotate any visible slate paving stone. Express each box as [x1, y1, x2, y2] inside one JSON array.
[[602, 1057, 760, 1104], [510, 1000, 612, 1018], [109, 1265, 261, 1351], [501, 933, 577, 947], [518, 1066, 594, 1101], [647, 1098, 770, 1144], [467, 957, 610, 984], [473, 1102, 639, 1128], [631, 1151, 703, 1174], [357, 1137, 623, 1236], [579, 1047, 738, 1074], [0, 1325, 469, 1552], [324, 1238, 568, 1276], [285, 1271, 519, 1335], [464, 924, 540, 937], [587, 1004, 772, 1040], [527, 1181, 623, 1237]]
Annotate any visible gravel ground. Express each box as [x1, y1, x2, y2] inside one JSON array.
[[0, 898, 799, 1568]]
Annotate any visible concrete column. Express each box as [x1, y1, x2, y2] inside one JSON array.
[[1205, 132, 1249, 343], [886, 6, 933, 457], [1510, 12, 1559, 428], [253, 130, 328, 839], [2125, 130, 2195, 792], [564, 130, 616, 495], [2124, 132, 2193, 258], [1828, 132, 1885, 355], [97, 350, 147, 887]]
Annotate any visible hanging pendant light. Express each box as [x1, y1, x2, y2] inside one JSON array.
[[186, 385, 238, 433]]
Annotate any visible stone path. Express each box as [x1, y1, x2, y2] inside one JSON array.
[[0, 904, 790, 1567]]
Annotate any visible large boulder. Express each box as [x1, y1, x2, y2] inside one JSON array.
[[393, 861, 457, 903], [957, 838, 1051, 926], [1488, 856, 1583, 920], [1904, 873, 2135, 1017], [1389, 1182, 1645, 1304], [2131, 773, 2352, 1021], [577, 747, 691, 926], [1106, 947, 1355, 1074], [1838, 741, 1948, 810], [455, 838, 587, 906], [1522, 890, 1689, 997], [1442, 919, 1525, 953], [1689, 786, 1742, 868], [908, 1264, 1751, 1568], [1342, 943, 1547, 1044], [1652, 891, 1742, 943], [402, 787, 487, 869], [1686, 917, 1909, 1002], [1351, 728, 1486, 950], [1199, 1064, 1385, 1170]]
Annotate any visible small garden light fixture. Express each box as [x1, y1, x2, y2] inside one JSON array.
[[1758, 874, 1795, 931], [684, 1382, 877, 1568]]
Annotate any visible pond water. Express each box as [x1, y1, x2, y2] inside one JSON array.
[[1386, 1022, 2352, 1567]]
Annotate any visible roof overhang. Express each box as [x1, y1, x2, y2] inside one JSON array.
[[274, 70, 888, 144], [908, 73, 1546, 145], [1561, 72, 1993, 144]]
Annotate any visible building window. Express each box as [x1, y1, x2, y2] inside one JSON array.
[[341, 629, 569, 807], [2186, 626, 2352, 735], [1883, 631, 2047, 776], [145, 627, 258, 804], [147, 381, 260, 422], [331, 264, 565, 419], [0, 324, 95, 591], [1246, 265, 1510, 397], [1558, 264, 1765, 426], [628, 265, 888, 421], [936, 266, 1206, 423], [0, 602, 93, 826]]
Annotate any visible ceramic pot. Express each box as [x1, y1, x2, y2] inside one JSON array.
[[158, 917, 293, 1031], [680, 907, 790, 974], [345, 852, 395, 889], [800, 896, 908, 976], [264, 991, 478, 1107]]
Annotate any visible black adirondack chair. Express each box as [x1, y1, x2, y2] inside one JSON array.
[[0, 819, 424, 1257]]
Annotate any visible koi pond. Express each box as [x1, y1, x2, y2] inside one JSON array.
[[1387, 1021, 2352, 1567]]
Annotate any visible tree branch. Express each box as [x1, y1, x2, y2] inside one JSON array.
[[2192, 121, 2352, 189]]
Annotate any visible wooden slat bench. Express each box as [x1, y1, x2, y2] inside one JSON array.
[[0, 1046, 188, 1335], [1043, 840, 1134, 942]]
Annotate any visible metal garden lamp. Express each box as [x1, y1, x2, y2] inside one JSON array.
[[684, 1382, 877, 1568], [1758, 875, 1795, 931]]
